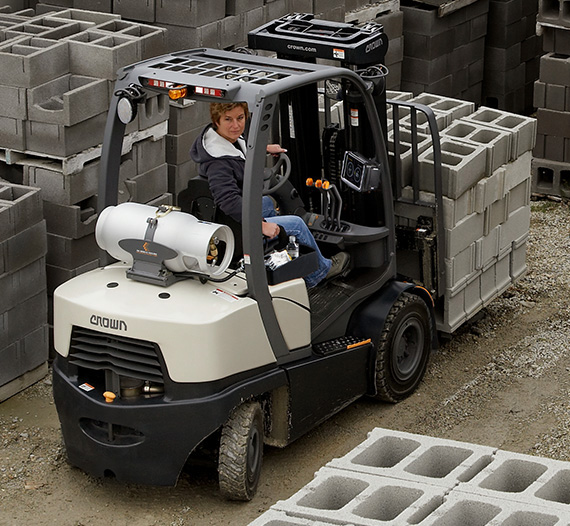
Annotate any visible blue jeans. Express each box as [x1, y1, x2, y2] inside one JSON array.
[[263, 196, 331, 287]]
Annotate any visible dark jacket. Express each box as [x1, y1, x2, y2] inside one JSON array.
[[190, 125, 247, 223]]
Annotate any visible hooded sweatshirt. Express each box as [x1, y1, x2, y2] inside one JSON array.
[[190, 125, 247, 223]]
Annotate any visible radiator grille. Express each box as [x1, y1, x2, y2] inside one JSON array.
[[69, 326, 164, 383]]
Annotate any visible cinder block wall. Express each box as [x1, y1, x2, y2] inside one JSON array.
[[532, 3, 570, 198]]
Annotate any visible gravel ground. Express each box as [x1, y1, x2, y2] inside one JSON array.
[[1, 198, 570, 525]]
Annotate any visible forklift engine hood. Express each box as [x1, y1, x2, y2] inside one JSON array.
[[96, 202, 235, 277]]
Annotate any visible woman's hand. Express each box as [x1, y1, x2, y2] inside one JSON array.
[[267, 144, 287, 157], [262, 221, 280, 238]]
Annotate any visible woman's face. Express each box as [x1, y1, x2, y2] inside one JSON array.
[[215, 106, 246, 143]]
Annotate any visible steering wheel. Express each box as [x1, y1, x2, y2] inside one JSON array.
[[262, 152, 292, 195]]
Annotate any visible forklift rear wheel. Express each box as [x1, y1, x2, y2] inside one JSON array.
[[218, 401, 264, 501], [374, 292, 431, 403]]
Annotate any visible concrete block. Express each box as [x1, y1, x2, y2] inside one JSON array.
[[0, 36, 69, 88], [271, 466, 447, 526], [42, 7, 120, 24], [402, 54, 449, 86], [539, 0, 570, 29], [446, 211, 485, 258], [510, 232, 528, 281], [0, 324, 49, 388], [474, 167, 506, 215], [503, 151, 532, 193], [420, 490, 565, 526], [67, 31, 140, 80], [403, 29, 455, 60], [388, 127, 433, 187], [464, 270, 483, 318], [485, 44, 522, 73], [123, 163, 168, 204], [475, 226, 500, 271], [0, 85, 27, 120], [47, 258, 98, 295], [47, 231, 98, 270], [0, 290, 47, 350], [263, 0, 289, 23], [540, 25, 570, 55], [326, 427, 496, 490], [443, 120, 511, 175], [112, 0, 155, 23], [27, 74, 109, 126], [411, 93, 476, 128], [25, 111, 107, 157], [0, 182, 43, 239], [0, 116, 25, 150], [1, 219, 47, 275], [168, 99, 210, 135], [226, 0, 263, 16], [445, 243, 476, 289], [462, 107, 537, 160], [484, 63, 526, 94], [507, 177, 530, 214], [537, 108, 570, 140], [219, 14, 244, 50], [23, 148, 135, 205], [157, 20, 219, 53], [499, 205, 530, 254], [155, 0, 225, 27], [0, 257, 46, 313], [138, 93, 169, 131], [459, 448, 570, 512], [441, 281, 467, 333], [166, 126, 201, 165], [73, 0, 113, 12], [95, 20, 166, 60], [241, 7, 264, 41], [419, 139, 487, 199], [133, 136, 166, 174], [485, 196, 507, 235], [43, 198, 97, 239]]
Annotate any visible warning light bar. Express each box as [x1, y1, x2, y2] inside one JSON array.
[[194, 86, 225, 97], [143, 78, 226, 99]]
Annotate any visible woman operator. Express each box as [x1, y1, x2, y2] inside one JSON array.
[[190, 102, 349, 288]]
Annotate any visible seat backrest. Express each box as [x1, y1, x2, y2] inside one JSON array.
[[178, 177, 243, 261]]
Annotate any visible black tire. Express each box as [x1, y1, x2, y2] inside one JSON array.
[[374, 292, 432, 403], [218, 401, 264, 501]]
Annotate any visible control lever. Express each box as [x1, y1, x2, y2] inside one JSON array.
[[306, 178, 343, 231]]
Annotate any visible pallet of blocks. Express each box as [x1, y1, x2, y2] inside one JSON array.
[[388, 92, 535, 334]]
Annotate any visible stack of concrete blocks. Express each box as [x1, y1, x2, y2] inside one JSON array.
[[400, 0, 489, 106], [250, 427, 570, 525], [345, 0, 403, 90], [0, 7, 169, 299], [289, 0, 346, 22], [482, 0, 542, 114], [37, 0, 292, 52], [391, 93, 535, 333], [532, 2, 570, 198], [0, 183, 48, 401]]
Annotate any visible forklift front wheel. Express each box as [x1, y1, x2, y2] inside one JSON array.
[[218, 401, 264, 501], [374, 292, 431, 403]]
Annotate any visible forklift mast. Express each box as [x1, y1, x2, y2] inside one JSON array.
[[248, 13, 389, 227]]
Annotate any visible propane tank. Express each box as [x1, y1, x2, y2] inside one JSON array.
[[96, 202, 235, 277]]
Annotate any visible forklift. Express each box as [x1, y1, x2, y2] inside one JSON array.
[[52, 14, 447, 500]]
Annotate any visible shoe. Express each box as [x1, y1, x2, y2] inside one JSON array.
[[326, 252, 350, 280]]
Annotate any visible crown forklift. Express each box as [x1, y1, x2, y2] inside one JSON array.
[[52, 14, 445, 500]]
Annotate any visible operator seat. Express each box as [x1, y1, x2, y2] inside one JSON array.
[[178, 177, 244, 263]]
